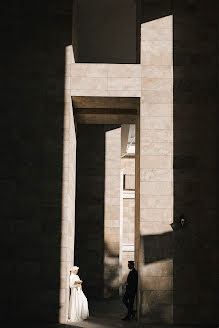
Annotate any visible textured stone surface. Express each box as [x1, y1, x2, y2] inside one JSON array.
[[104, 127, 121, 298], [74, 125, 106, 299], [1, 0, 73, 323], [138, 6, 174, 325], [2, 0, 219, 325], [172, 1, 219, 325], [59, 45, 77, 322]]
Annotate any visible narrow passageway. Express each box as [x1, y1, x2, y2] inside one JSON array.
[[65, 298, 138, 328], [54, 298, 198, 328]]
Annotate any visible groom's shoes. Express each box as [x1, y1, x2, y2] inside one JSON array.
[[121, 315, 131, 321], [131, 310, 136, 318]]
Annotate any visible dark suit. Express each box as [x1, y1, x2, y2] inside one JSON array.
[[122, 268, 138, 317]]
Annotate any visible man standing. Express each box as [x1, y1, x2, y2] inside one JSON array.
[[122, 260, 138, 320]]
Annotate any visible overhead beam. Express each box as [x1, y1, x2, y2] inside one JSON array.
[[75, 113, 136, 124], [72, 96, 139, 109]]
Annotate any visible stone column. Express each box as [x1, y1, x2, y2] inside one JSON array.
[[104, 126, 121, 298], [139, 15, 173, 324], [59, 45, 77, 323]]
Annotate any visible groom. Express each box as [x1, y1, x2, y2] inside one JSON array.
[[122, 260, 138, 320]]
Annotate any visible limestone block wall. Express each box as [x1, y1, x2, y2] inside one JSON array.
[[104, 127, 121, 298], [1, 1, 74, 323], [70, 63, 140, 302], [139, 14, 173, 324], [74, 125, 106, 299], [59, 46, 77, 323], [121, 158, 135, 286], [122, 198, 135, 284], [172, 1, 219, 324], [70, 63, 141, 98], [73, 0, 137, 64]]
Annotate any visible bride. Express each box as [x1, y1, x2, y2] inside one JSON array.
[[68, 266, 89, 322]]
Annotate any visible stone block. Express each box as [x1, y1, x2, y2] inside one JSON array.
[[142, 290, 173, 305], [107, 64, 141, 77], [141, 276, 173, 291], [141, 142, 172, 156], [140, 260, 173, 277], [140, 303, 173, 323], [108, 77, 141, 91], [140, 129, 173, 143], [140, 169, 172, 182], [141, 53, 172, 66], [142, 78, 172, 91], [124, 174, 135, 190], [140, 195, 173, 209], [141, 41, 172, 54], [105, 219, 120, 228], [142, 65, 173, 78], [140, 221, 172, 234], [59, 288, 66, 305], [71, 77, 107, 90], [141, 116, 172, 130], [71, 63, 108, 77], [141, 90, 173, 104], [107, 90, 141, 97], [140, 181, 172, 196], [142, 15, 173, 29], [140, 208, 172, 223], [140, 155, 172, 169], [141, 26, 173, 41], [71, 89, 109, 97]]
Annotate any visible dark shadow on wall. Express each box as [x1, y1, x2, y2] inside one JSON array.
[[143, 232, 173, 265], [75, 125, 106, 300], [172, 0, 219, 324], [74, 124, 120, 302], [104, 242, 120, 299], [1, 0, 72, 323], [140, 0, 219, 325], [72, 0, 138, 63]]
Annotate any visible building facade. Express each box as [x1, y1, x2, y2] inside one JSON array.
[[2, 0, 218, 325]]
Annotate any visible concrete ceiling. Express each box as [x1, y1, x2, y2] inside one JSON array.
[[72, 96, 139, 125]]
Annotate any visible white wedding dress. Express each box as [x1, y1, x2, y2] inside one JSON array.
[[68, 273, 89, 322]]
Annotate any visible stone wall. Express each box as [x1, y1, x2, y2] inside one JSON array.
[[74, 125, 121, 299], [139, 9, 174, 324], [1, 0, 73, 323], [104, 127, 121, 298], [73, 0, 137, 63], [172, 1, 219, 324], [138, 0, 219, 325], [59, 46, 77, 323], [74, 125, 105, 299], [3, 0, 219, 325], [121, 158, 135, 287]]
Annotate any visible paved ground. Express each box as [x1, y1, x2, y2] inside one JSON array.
[[53, 298, 215, 328], [64, 298, 139, 328], [7, 298, 217, 328]]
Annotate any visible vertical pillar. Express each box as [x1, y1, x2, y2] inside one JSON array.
[[104, 127, 121, 298], [119, 171, 124, 296], [59, 45, 77, 323], [139, 15, 173, 324]]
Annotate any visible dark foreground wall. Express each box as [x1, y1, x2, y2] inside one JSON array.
[[75, 124, 121, 300], [75, 125, 106, 299], [140, 0, 219, 325], [1, 0, 72, 323], [173, 1, 219, 324], [74, 0, 137, 63]]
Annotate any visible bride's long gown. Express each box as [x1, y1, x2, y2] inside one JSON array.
[[68, 273, 89, 322]]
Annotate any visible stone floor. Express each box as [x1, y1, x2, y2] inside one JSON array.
[[10, 298, 217, 328], [52, 298, 213, 328], [63, 298, 139, 328]]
